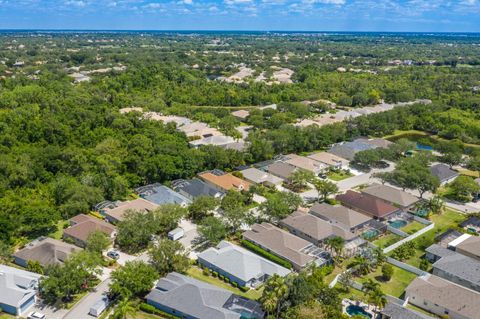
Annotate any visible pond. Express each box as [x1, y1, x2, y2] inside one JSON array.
[[346, 305, 372, 318]]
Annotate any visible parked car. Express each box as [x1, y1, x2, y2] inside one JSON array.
[[27, 312, 46, 319], [106, 250, 120, 260]]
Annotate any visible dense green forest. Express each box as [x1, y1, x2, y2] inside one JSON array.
[[0, 31, 479, 248]]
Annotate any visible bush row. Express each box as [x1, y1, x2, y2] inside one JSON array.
[[240, 239, 293, 269]]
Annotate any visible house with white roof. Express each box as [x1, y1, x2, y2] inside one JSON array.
[[197, 241, 291, 288], [0, 265, 42, 316]]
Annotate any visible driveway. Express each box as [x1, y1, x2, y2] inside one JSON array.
[[337, 163, 395, 192], [63, 278, 111, 319], [28, 301, 69, 319]]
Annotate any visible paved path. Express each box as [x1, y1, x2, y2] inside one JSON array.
[[63, 278, 111, 319]]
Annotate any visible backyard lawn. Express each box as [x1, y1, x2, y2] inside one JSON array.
[[400, 221, 425, 235], [358, 265, 417, 298], [327, 170, 353, 181], [372, 233, 403, 249], [186, 266, 263, 300]]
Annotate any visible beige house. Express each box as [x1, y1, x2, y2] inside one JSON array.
[[103, 198, 159, 223]]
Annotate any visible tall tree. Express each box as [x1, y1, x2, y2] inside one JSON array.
[[149, 239, 190, 276]]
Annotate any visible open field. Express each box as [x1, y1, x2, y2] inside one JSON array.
[[358, 265, 417, 298]]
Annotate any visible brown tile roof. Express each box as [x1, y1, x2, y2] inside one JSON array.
[[336, 190, 398, 218], [309, 203, 372, 229], [406, 275, 480, 319], [103, 198, 159, 222], [243, 223, 315, 269], [280, 211, 356, 242], [307, 152, 350, 167], [456, 236, 480, 260], [64, 214, 116, 244], [199, 172, 251, 192]]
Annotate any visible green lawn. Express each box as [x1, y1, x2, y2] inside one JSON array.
[[135, 311, 172, 319], [372, 233, 403, 249], [395, 209, 466, 269], [358, 265, 417, 298], [401, 221, 425, 235], [48, 220, 69, 240], [186, 267, 263, 300], [327, 170, 353, 181], [0, 314, 16, 319]]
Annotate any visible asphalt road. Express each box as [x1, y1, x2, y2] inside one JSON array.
[[63, 278, 111, 319]]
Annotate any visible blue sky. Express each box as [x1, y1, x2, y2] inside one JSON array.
[[0, 0, 479, 32]]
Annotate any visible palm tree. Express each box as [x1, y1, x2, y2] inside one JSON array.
[[325, 236, 345, 263], [362, 279, 380, 295], [313, 179, 339, 202], [111, 298, 137, 319], [368, 288, 387, 314], [260, 274, 289, 319], [427, 195, 445, 215], [350, 256, 372, 276]]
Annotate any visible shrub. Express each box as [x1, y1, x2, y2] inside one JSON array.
[[219, 274, 224, 280], [232, 282, 238, 288], [139, 303, 178, 319], [381, 264, 394, 281], [212, 271, 218, 277], [240, 239, 293, 269], [202, 268, 210, 276], [239, 285, 250, 292], [224, 277, 230, 283], [419, 258, 431, 271]]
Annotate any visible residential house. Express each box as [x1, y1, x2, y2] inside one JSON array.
[[198, 170, 251, 192], [282, 154, 327, 175], [189, 135, 236, 148], [239, 167, 284, 188], [63, 214, 117, 248], [135, 183, 192, 207], [102, 198, 159, 223], [231, 109, 250, 120], [450, 234, 480, 261], [328, 139, 378, 161], [430, 163, 459, 185], [280, 210, 364, 254], [307, 152, 350, 169], [431, 253, 480, 292], [0, 265, 42, 316], [359, 138, 393, 149], [380, 302, 436, 319], [361, 183, 420, 209], [172, 178, 225, 201], [405, 274, 480, 319], [243, 223, 329, 271], [336, 190, 399, 220], [146, 272, 265, 319], [266, 161, 297, 180], [13, 237, 81, 268], [309, 203, 373, 232], [425, 244, 456, 263], [197, 241, 291, 288]]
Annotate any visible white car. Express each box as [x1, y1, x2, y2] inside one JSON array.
[[27, 312, 46, 319]]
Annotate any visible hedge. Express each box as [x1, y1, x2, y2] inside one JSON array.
[[139, 303, 179, 319], [240, 239, 293, 269]]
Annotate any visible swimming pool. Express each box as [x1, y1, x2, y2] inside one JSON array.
[[362, 229, 380, 240], [416, 143, 433, 151], [389, 220, 408, 229], [346, 305, 372, 318]]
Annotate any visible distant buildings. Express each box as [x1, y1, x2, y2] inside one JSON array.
[[360, 183, 420, 210]]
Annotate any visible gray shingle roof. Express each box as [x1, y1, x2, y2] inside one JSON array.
[[135, 183, 191, 206], [381, 302, 435, 319], [430, 164, 459, 183], [0, 265, 41, 309], [433, 253, 480, 286], [328, 140, 377, 161], [425, 244, 456, 259], [266, 162, 296, 180], [146, 272, 264, 319], [172, 178, 224, 199], [13, 237, 82, 267], [240, 167, 284, 186], [198, 241, 291, 283]]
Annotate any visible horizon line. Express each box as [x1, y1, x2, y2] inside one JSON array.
[[0, 29, 479, 34]]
